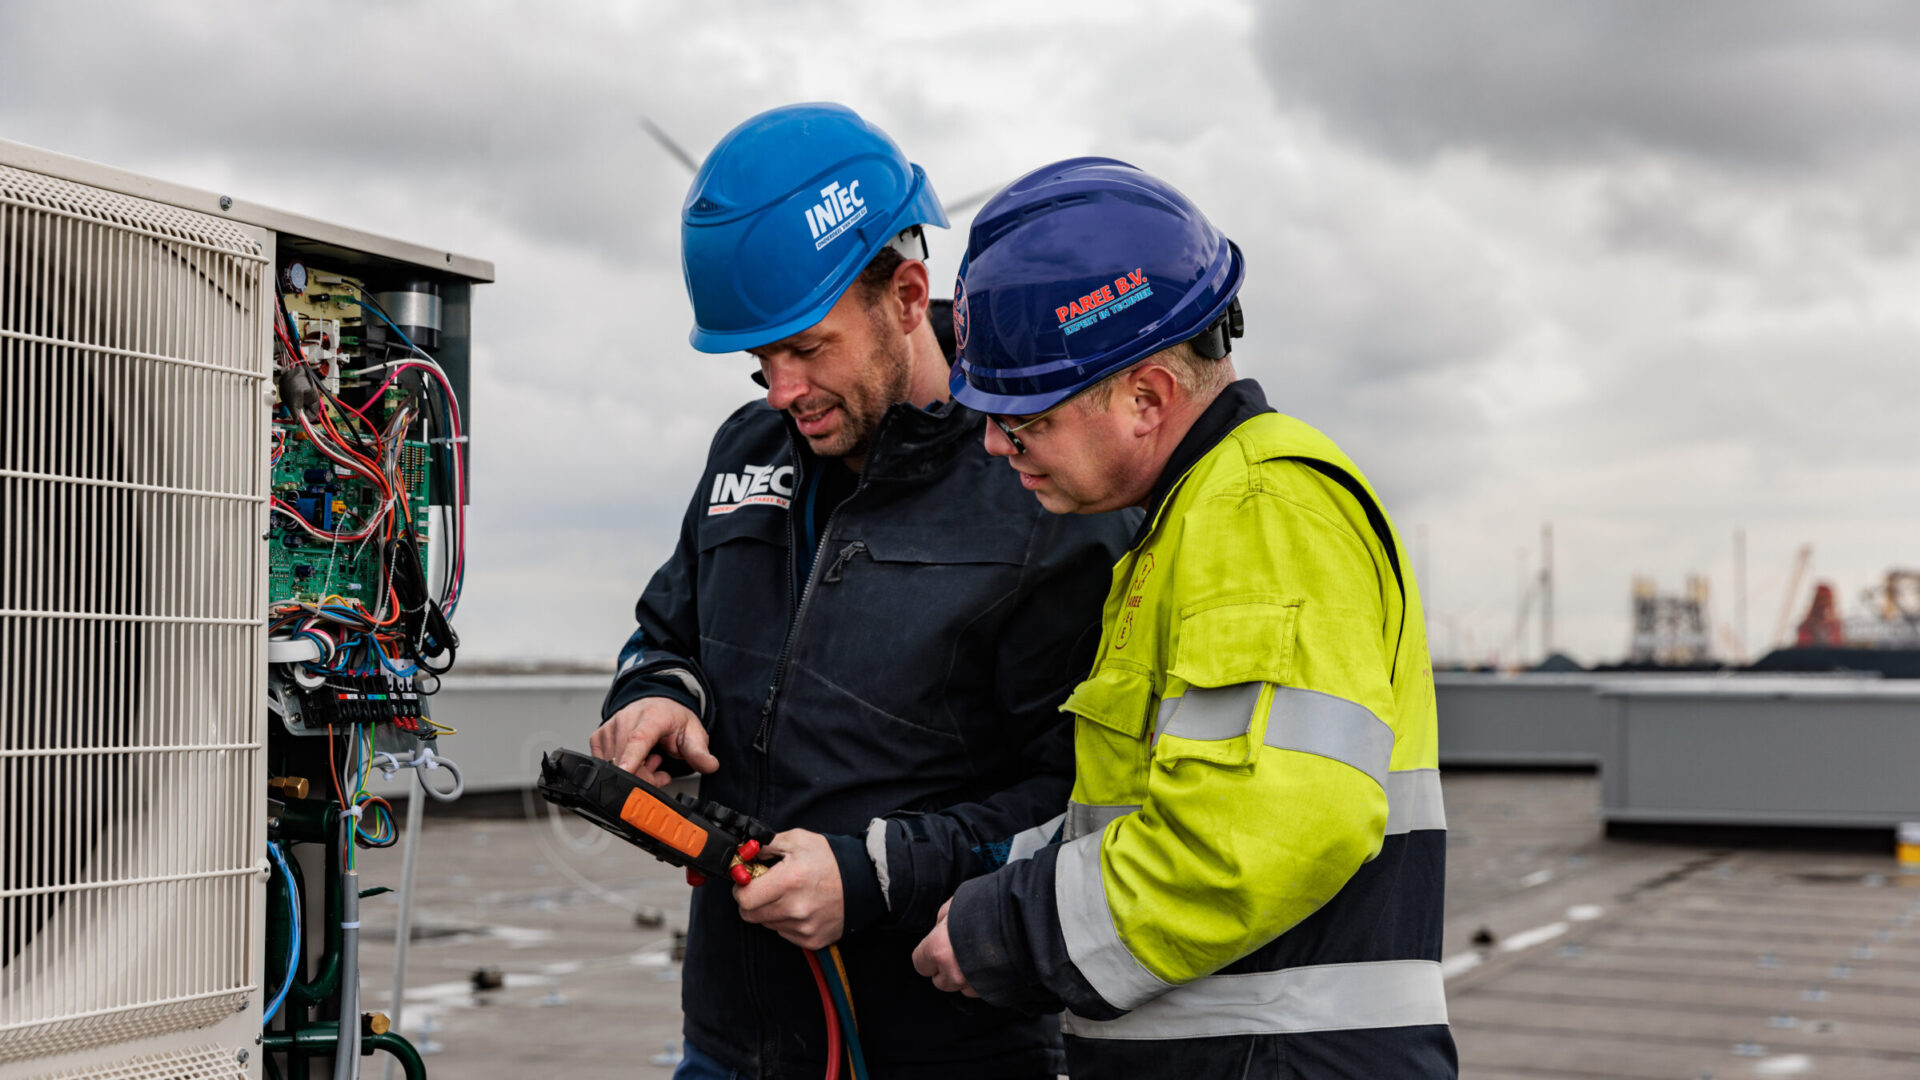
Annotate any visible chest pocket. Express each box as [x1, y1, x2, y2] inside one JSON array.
[[852, 520, 1030, 568], [1061, 664, 1157, 805], [796, 523, 1030, 736], [694, 503, 789, 653], [1063, 664, 1156, 740], [1151, 597, 1304, 769], [695, 500, 790, 554], [836, 525, 1029, 604]]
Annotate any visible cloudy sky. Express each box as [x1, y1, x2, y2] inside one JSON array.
[[4, 0, 1916, 666]]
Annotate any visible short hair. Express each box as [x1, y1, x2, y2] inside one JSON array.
[[852, 246, 906, 308], [1080, 340, 1232, 411]]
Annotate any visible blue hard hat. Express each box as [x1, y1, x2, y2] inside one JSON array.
[[949, 157, 1244, 415], [681, 103, 950, 354]]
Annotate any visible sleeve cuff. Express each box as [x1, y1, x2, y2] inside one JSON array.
[[947, 853, 1068, 1016], [826, 832, 888, 937], [601, 673, 701, 723], [598, 676, 704, 778]]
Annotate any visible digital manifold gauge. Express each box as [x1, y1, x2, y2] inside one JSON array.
[[537, 749, 776, 884]]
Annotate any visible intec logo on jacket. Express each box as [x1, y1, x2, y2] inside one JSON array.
[[708, 464, 795, 515]]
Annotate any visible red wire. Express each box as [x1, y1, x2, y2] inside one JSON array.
[[804, 950, 842, 1080]]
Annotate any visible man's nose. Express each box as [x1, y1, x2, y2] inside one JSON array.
[[762, 359, 810, 412], [982, 418, 1018, 458]]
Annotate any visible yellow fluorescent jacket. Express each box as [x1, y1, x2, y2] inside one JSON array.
[[1052, 408, 1448, 1031]]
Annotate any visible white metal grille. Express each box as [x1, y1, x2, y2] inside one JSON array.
[[0, 164, 269, 1063], [38, 1043, 246, 1080]]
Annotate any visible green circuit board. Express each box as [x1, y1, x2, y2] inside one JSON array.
[[268, 430, 431, 606]]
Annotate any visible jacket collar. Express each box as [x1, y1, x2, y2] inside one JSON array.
[[1133, 378, 1274, 547]]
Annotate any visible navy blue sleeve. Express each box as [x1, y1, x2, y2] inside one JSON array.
[[826, 832, 888, 937], [946, 844, 1122, 1019]]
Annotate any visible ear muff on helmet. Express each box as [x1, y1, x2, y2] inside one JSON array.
[[1188, 297, 1245, 361]]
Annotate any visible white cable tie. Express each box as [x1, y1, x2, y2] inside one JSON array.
[[342, 805, 364, 820]]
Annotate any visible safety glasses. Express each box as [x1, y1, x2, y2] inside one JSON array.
[[987, 366, 1130, 454]]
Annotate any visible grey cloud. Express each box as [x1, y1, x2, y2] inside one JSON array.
[[1253, 1, 1920, 169], [0, 1, 718, 262]]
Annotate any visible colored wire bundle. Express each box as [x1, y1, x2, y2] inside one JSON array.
[[821, 946, 870, 1080], [269, 287, 461, 683], [804, 950, 844, 1080], [332, 294, 468, 615], [798, 945, 869, 1080]]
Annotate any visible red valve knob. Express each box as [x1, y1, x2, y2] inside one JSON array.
[[738, 839, 761, 862], [685, 868, 707, 887], [729, 863, 754, 886]]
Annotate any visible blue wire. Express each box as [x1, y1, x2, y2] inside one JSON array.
[[339, 296, 428, 358], [816, 949, 870, 1080], [263, 841, 301, 1024], [368, 635, 415, 677]]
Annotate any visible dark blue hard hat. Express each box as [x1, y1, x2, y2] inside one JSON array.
[[949, 157, 1243, 414], [681, 103, 949, 354]]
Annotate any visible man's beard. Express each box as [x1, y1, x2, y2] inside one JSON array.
[[802, 318, 913, 460]]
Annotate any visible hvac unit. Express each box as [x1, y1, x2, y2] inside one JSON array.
[[0, 139, 491, 1080]]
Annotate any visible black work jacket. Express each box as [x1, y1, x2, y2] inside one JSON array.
[[604, 364, 1135, 1078]]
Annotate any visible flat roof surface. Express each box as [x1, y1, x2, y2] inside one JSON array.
[[349, 773, 1920, 1078]]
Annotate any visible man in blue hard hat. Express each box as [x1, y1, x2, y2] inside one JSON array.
[[912, 158, 1456, 1077], [590, 107, 1134, 1079]]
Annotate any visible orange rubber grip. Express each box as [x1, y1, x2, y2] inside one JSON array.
[[619, 788, 709, 858]]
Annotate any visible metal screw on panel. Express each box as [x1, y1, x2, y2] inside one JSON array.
[[237, 1049, 250, 1065], [219, 195, 233, 210]]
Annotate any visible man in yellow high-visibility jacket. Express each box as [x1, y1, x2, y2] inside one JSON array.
[[911, 157, 1456, 1078]]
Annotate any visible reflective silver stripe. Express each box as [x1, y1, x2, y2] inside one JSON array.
[[1062, 959, 1449, 1040], [864, 818, 892, 908], [1154, 694, 1179, 737], [658, 666, 707, 714], [1385, 769, 1446, 835], [1055, 831, 1174, 1010], [1066, 800, 1139, 842], [1155, 683, 1262, 741], [1262, 686, 1394, 790], [1007, 811, 1066, 863]]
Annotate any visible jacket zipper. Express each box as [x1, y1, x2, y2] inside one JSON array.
[[751, 411, 898, 761], [747, 415, 892, 1078], [751, 494, 861, 755], [821, 540, 866, 583]]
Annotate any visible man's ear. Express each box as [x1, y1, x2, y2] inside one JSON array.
[[890, 259, 931, 335], [1126, 363, 1179, 437]]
